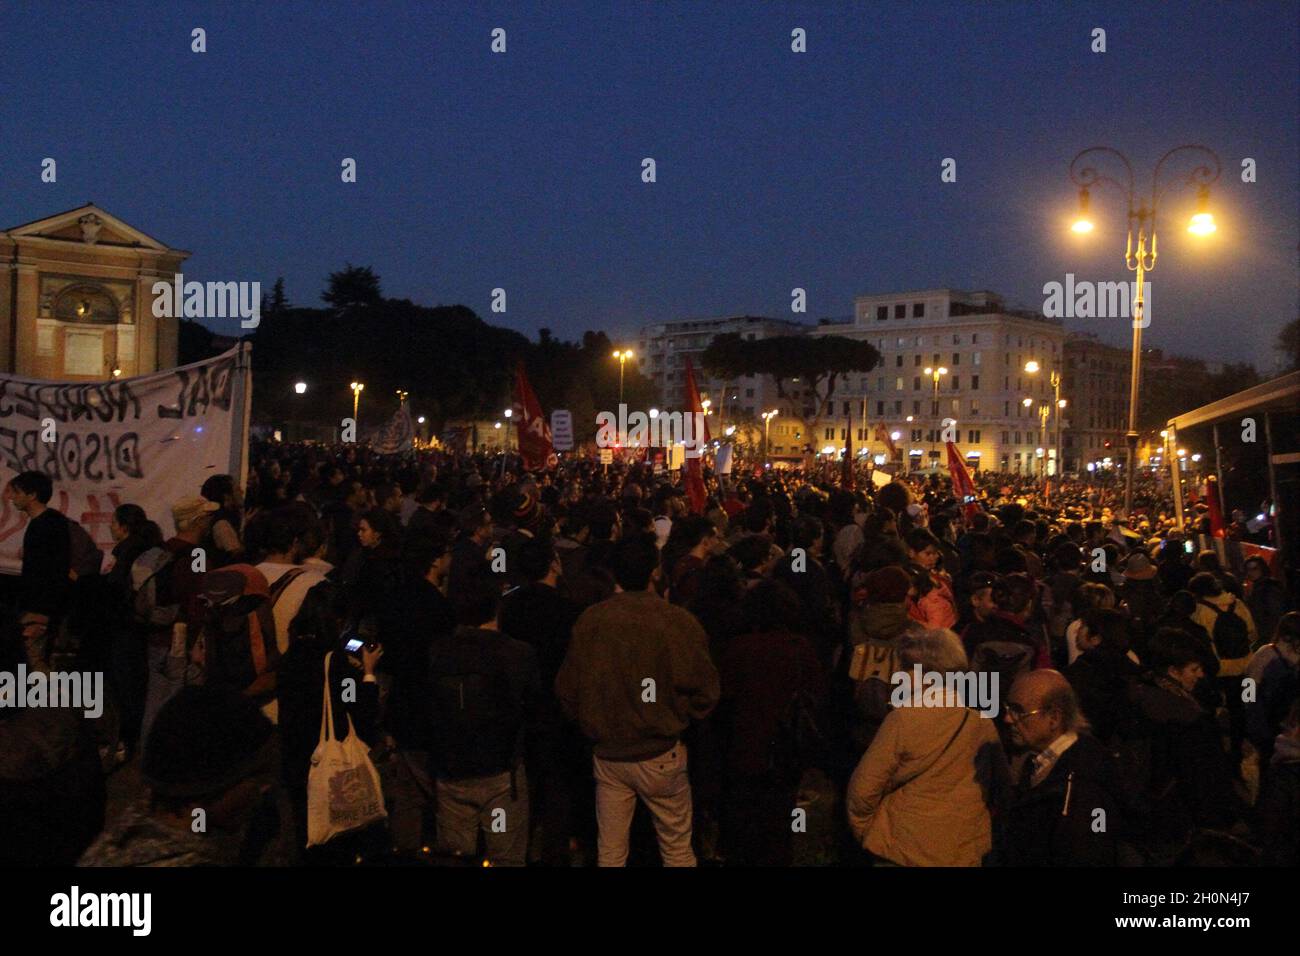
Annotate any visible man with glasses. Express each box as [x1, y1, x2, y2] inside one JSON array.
[[997, 670, 1122, 865]]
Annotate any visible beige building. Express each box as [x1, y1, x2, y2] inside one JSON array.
[[1062, 332, 1130, 472], [809, 288, 1067, 475], [1, 204, 190, 380]]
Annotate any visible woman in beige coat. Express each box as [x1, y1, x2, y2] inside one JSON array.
[[846, 628, 1009, 866]]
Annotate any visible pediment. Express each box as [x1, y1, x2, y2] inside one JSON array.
[[3, 204, 179, 252]]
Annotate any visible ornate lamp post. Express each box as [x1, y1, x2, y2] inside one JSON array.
[[1068, 144, 1221, 514]]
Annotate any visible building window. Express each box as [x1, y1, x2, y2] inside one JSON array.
[[877, 306, 888, 321], [912, 400, 921, 414], [971, 374, 980, 390], [825, 427, 835, 439], [876, 401, 885, 416], [913, 354, 921, 367], [973, 351, 981, 365], [913, 376, 921, 391], [951, 376, 960, 390], [952, 353, 960, 365], [894, 304, 906, 319], [913, 302, 925, 318], [896, 354, 904, 367], [1014, 431, 1021, 444], [1001, 431, 1009, 444], [745, 388, 754, 397], [895, 377, 904, 391], [970, 399, 980, 416], [894, 400, 903, 414]]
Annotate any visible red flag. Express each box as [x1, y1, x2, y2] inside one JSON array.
[[513, 361, 554, 470], [1204, 474, 1227, 538], [946, 441, 979, 520], [682, 359, 710, 515], [842, 403, 855, 490], [874, 423, 897, 457]]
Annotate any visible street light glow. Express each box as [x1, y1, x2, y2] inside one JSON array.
[[1024, 361, 1040, 374], [295, 381, 307, 394]]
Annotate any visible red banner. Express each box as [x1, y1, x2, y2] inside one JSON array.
[[683, 359, 710, 515], [513, 362, 554, 470]]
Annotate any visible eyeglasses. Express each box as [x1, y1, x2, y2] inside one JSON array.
[[1004, 703, 1045, 723]]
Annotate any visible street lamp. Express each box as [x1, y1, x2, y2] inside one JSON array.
[[294, 381, 307, 395], [924, 366, 948, 470], [612, 349, 634, 406], [350, 381, 365, 420], [1069, 143, 1221, 514], [1025, 360, 1063, 478], [761, 408, 779, 468]]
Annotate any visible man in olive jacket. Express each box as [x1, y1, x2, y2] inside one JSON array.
[[555, 531, 720, 866]]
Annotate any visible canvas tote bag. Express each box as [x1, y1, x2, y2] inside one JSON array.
[[306, 652, 387, 847]]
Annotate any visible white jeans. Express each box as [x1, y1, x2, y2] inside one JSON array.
[[593, 743, 696, 867]]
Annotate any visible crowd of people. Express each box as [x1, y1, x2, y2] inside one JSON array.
[[1, 440, 1296, 867]]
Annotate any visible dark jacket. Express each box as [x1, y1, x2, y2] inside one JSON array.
[[1067, 648, 1143, 746], [385, 578, 456, 750], [1255, 734, 1300, 867], [428, 625, 541, 779], [498, 581, 580, 724], [1126, 672, 1244, 844], [998, 732, 1121, 866], [20, 507, 71, 608], [719, 629, 827, 779]]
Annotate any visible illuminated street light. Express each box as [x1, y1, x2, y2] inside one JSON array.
[[295, 381, 307, 395], [611, 349, 634, 405], [1068, 143, 1221, 513], [350, 381, 365, 420]]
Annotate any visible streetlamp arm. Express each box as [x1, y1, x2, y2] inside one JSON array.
[[1151, 144, 1222, 224], [1069, 146, 1136, 206]]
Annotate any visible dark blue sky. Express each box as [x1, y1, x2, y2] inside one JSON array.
[[3, 1, 1296, 368]]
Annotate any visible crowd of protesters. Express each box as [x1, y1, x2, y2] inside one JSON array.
[[1, 440, 1296, 867]]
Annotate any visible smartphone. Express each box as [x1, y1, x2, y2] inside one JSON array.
[[1183, 540, 1194, 555], [341, 630, 366, 653]]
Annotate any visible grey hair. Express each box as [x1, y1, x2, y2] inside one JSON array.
[[897, 627, 968, 674], [1042, 680, 1090, 734]]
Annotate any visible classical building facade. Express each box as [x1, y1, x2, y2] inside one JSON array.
[[1, 204, 190, 380], [809, 288, 1068, 475], [1062, 332, 1130, 473]]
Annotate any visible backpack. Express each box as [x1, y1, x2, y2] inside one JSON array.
[[850, 638, 902, 723], [199, 564, 280, 699], [130, 547, 180, 630], [429, 639, 524, 780], [1201, 599, 1251, 661]]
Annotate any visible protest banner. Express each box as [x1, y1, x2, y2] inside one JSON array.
[[0, 344, 251, 574]]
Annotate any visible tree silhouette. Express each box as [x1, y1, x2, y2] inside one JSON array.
[[322, 264, 382, 311]]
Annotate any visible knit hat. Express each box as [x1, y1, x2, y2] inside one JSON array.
[[862, 565, 912, 605], [142, 685, 276, 799]]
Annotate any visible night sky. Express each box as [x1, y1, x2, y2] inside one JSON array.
[[2, 1, 1296, 368]]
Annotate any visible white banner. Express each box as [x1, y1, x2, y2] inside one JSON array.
[[0, 345, 251, 574]]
